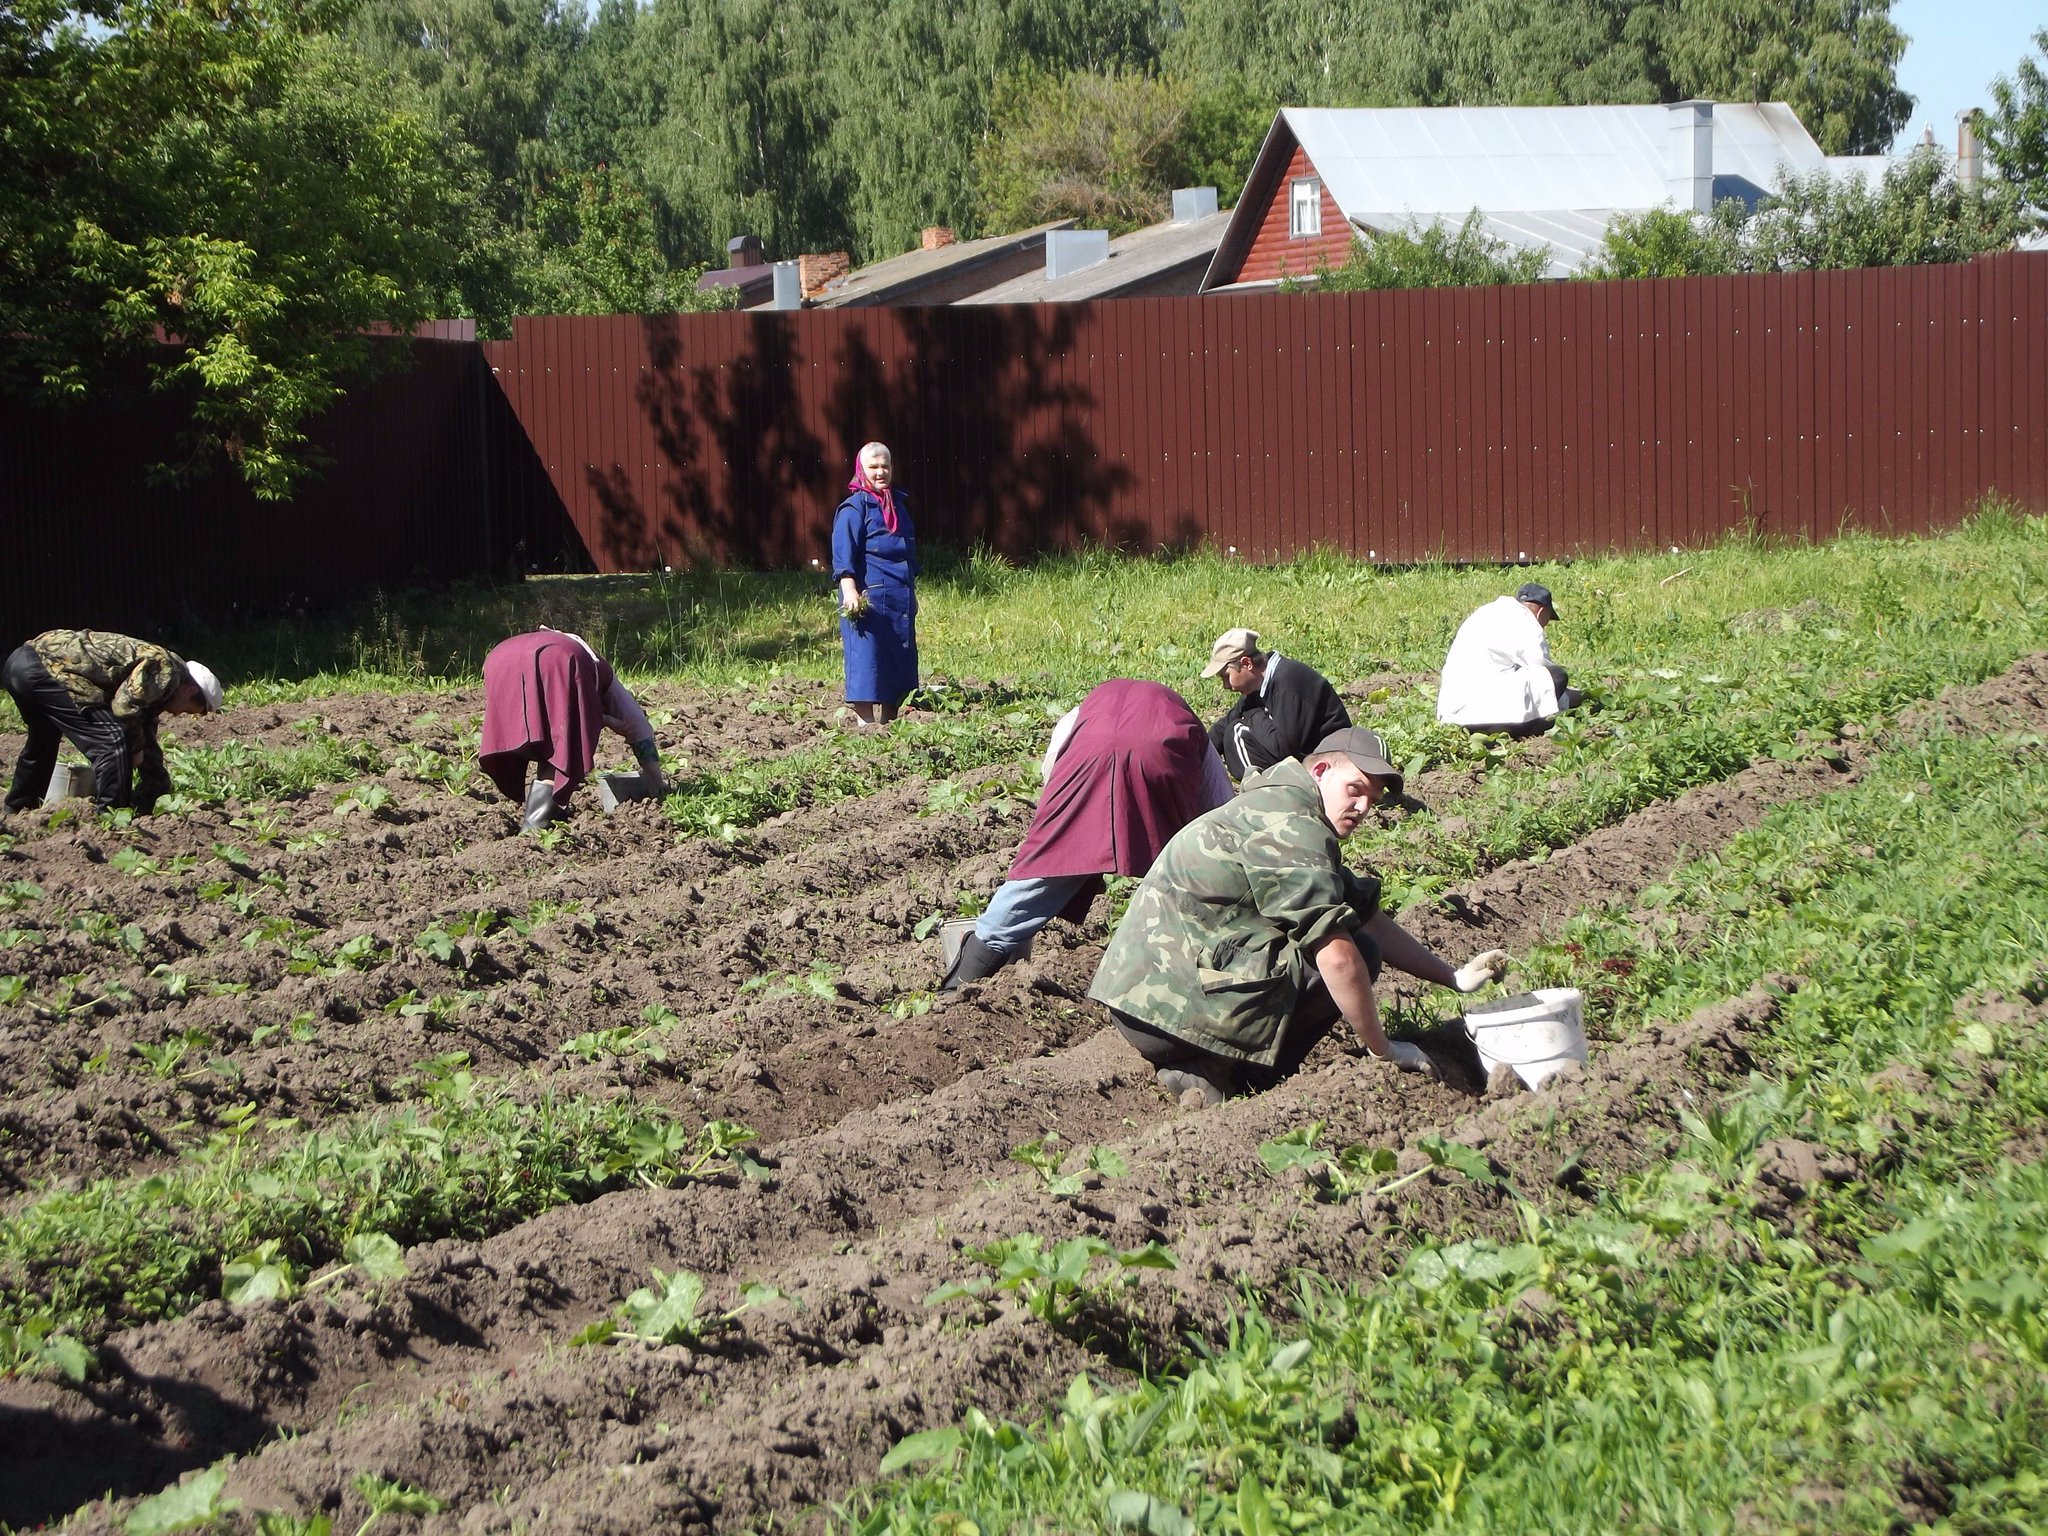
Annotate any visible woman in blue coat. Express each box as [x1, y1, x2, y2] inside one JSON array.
[[832, 441, 920, 723]]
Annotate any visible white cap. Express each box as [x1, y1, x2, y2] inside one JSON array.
[[184, 660, 223, 712]]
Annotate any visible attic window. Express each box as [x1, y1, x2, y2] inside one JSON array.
[[1289, 178, 1322, 237]]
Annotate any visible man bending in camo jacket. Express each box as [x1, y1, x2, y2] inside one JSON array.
[[1089, 727, 1507, 1106], [3, 629, 221, 814]]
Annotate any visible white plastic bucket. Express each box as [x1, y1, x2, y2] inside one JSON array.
[[43, 761, 93, 805], [1461, 987, 1587, 1090]]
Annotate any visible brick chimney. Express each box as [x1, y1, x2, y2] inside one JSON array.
[[920, 226, 957, 252], [798, 251, 851, 299]]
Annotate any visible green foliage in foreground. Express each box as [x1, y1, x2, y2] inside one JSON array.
[[163, 733, 389, 804], [0, 1065, 758, 1361], [841, 727, 2048, 1532]]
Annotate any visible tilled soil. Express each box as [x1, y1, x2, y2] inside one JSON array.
[[1, 654, 2044, 1532]]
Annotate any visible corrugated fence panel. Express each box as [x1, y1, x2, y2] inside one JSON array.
[[0, 339, 497, 644], [8, 255, 2048, 642]]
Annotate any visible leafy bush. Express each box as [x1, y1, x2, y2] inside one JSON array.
[[1311, 211, 1551, 291]]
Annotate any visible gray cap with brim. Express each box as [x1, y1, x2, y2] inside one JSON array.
[[1313, 727, 1403, 797]]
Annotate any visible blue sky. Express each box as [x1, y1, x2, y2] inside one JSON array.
[[1889, 0, 2043, 151]]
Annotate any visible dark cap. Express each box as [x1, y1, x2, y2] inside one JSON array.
[[1515, 582, 1558, 618], [1312, 727, 1403, 797]]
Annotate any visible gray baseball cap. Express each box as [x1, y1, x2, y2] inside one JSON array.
[[1313, 727, 1403, 797]]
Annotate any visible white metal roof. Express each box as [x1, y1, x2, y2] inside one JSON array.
[[1225, 103, 1891, 281]]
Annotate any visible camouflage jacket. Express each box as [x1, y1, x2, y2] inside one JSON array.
[[28, 630, 190, 722], [1088, 758, 1381, 1065]]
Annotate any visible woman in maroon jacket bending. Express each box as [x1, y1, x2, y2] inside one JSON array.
[[479, 630, 663, 832], [940, 678, 1233, 992]]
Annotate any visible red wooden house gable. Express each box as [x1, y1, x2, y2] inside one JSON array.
[[1211, 142, 1353, 287]]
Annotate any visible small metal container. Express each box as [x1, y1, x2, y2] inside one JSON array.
[[596, 772, 659, 813], [939, 916, 1031, 968]]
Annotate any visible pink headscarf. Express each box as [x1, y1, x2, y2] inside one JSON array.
[[847, 442, 898, 535]]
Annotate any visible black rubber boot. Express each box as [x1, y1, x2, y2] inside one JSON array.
[[939, 935, 1008, 995], [520, 779, 559, 833]]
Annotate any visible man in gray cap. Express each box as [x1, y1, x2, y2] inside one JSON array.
[[1436, 582, 1586, 736], [1089, 726, 1508, 1106], [1202, 627, 1352, 781]]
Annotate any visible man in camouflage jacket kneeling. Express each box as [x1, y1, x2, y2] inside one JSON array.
[[1089, 727, 1508, 1106]]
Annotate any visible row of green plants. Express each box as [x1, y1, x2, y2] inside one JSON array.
[[0, 1054, 767, 1369], [661, 683, 1063, 840], [1357, 603, 2048, 905], [11, 520, 2043, 868], [839, 722, 2048, 1531], [645, 548, 2048, 870]]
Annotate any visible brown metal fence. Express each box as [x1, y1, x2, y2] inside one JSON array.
[[0, 338, 527, 645], [5, 255, 2044, 644], [481, 253, 2048, 572]]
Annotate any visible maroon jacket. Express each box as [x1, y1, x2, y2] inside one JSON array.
[[478, 631, 616, 801], [1008, 679, 1225, 923]]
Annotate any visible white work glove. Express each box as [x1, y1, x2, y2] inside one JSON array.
[[1452, 949, 1510, 993], [1381, 1040, 1439, 1078]]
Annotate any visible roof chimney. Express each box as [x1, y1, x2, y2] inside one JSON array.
[[769, 260, 802, 309], [1667, 100, 1714, 213], [727, 234, 765, 269], [1957, 109, 1983, 186], [798, 251, 850, 299], [1171, 187, 1219, 223], [920, 226, 957, 251], [1045, 228, 1110, 281]]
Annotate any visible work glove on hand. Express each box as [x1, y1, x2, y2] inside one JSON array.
[[1381, 1040, 1439, 1078], [1453, 949, 1510, 993]]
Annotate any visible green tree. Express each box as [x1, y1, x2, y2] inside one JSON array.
[[1748, 150, 2024, 267], [344, 0, 578, 216], [518, 165, 731, 315], [626, 0, 851, 266], [830, 0, 1161, 256], [550, 0, 646, 176], [973, 67, 1273, 236], [1313, 212, 1553, 290], [1584, 147, 2024, 278], [0, 0, 510, 496], [1580, 201, 1747, 277], [1638, 0, 1910, 155], [974, 70, 1196, 235], [1984, 27, 2047, 223]]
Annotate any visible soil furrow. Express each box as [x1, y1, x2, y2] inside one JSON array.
[[3, 652, 2044, 1531]]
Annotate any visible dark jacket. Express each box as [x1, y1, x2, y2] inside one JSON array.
[[1208, 654, 1352, 780]]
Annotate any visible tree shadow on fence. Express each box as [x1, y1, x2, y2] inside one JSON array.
[[578, 304, 1153, 576]]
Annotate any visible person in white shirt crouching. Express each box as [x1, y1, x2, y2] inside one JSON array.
[[1435, 582, 1588, 737]]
